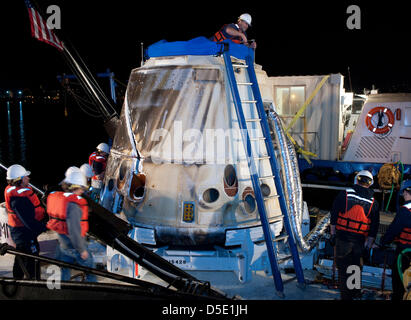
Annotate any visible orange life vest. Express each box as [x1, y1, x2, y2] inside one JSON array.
[[46, 191, 89, 237], [212, 24, 243, 44], [4, 185, 45, 228], [336, 188, 375, 236], [395, 203, 411, 245]]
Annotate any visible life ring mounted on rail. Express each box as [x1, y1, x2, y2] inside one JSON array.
[[365, 106, 395, 135]]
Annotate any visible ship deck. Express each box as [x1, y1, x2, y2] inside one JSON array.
[[0, 231, 342, 300]]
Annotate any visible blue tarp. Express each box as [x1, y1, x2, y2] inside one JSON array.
[[145, 37, 254, 61]]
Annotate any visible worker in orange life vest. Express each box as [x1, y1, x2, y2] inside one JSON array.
[[4, 164, 47, 279], [46, 170, 96, 282], [211, 13, 257, 49], [79, 163, 93, 188], [88, 142, 110, 201], [330, 170, 380, 300], [379, 179, 411, 300]]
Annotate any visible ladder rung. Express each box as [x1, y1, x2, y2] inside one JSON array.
[[259, 175, 275, 180], [264, 194, 280, 200], [241, 100, 257, 104], [232, 64, 248, 68], [249, 137, 266, 141], [254, 156, 270, 160], [245, 118, 261, 122], [237, 82, 253, 86], [270, 215, 284, 223]]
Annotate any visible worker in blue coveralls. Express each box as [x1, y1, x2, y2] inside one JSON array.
[[211, 13, 257, 49]]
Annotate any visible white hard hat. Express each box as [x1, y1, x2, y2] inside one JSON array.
[[354, 170, 374, 186], [80, 163, 93, 178], [96, 142, 110, 154], [64, 166, 80, 177], [6, 164, 31, 180], [65, 171, 88, 188], [239, 13, 252, 26]]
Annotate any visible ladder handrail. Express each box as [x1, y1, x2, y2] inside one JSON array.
[[223, 51, 284, 295], [245, 55, 305, 287]]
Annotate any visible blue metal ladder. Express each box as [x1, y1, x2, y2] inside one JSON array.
[[223, 51, 305, 296]]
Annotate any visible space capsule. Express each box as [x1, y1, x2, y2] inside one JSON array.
[[100, 39, 284, 247]]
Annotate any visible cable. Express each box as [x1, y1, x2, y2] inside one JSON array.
[[65, 39, 118, 117], [60, 81, 103, 118], [112, 77, 128, 88]]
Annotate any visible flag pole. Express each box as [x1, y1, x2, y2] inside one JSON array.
[[27, 0, 118, 121]]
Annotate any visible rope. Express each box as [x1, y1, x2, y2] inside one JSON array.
[[384, 161, 404, 211]]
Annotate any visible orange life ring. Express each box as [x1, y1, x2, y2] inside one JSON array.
[[365, 106, 395, 134]]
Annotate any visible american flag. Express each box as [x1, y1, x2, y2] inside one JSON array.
[[25, 0, 64, 51]]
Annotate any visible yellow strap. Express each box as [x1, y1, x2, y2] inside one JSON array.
[[285, 75, 330, 133], [284, 130, 317, 165]]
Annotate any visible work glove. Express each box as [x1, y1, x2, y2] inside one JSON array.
[[364, 237, 375, 250], [0, 243, 13, 256], [329, 234, 336, 247]]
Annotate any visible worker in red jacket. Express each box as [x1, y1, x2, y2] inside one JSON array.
[[4, 164, 47, 279], [88, 142, 110, 201], [211, 13, 257, 49], [329, 170, 380, 300]]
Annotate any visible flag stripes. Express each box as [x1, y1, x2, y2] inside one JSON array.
[[25, 0, 64, 51]]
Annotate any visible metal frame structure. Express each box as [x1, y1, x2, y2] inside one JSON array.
[[0, 243, 228, 300]]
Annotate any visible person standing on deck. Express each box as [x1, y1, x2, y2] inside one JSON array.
[[88, 143, 110, 201], [4, 164, 47, 279], [378, 179, 411, 300], [46, 170, 96, 282], [329, 170, 380, 300]]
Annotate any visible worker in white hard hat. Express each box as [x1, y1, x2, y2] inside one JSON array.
[[46, 170, 96, 282], [61, 166, 81, 188], [329, 170, 380, 300], [211, 13, 257, 49], [3, 164, 47, 279], [88, 142, 110, 202], [80, 163, 93, 186], [42, 166, 82, 206]]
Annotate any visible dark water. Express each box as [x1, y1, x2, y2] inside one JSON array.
[[0, 99, 109, 201]]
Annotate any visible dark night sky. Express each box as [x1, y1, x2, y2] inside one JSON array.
[[1, 0, 411, 94]]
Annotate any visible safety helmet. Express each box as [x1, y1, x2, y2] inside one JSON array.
[[65, 171, 88, 188], [64, 166, 80, 177], [354, 170, 374, 186], [239, 13, 252, 26], [6, 164, 31, 180], [80, 163, 93, 178], [96, 142, 110, 154]]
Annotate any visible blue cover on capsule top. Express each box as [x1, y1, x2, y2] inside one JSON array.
[[145, 37, 254, 61]]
